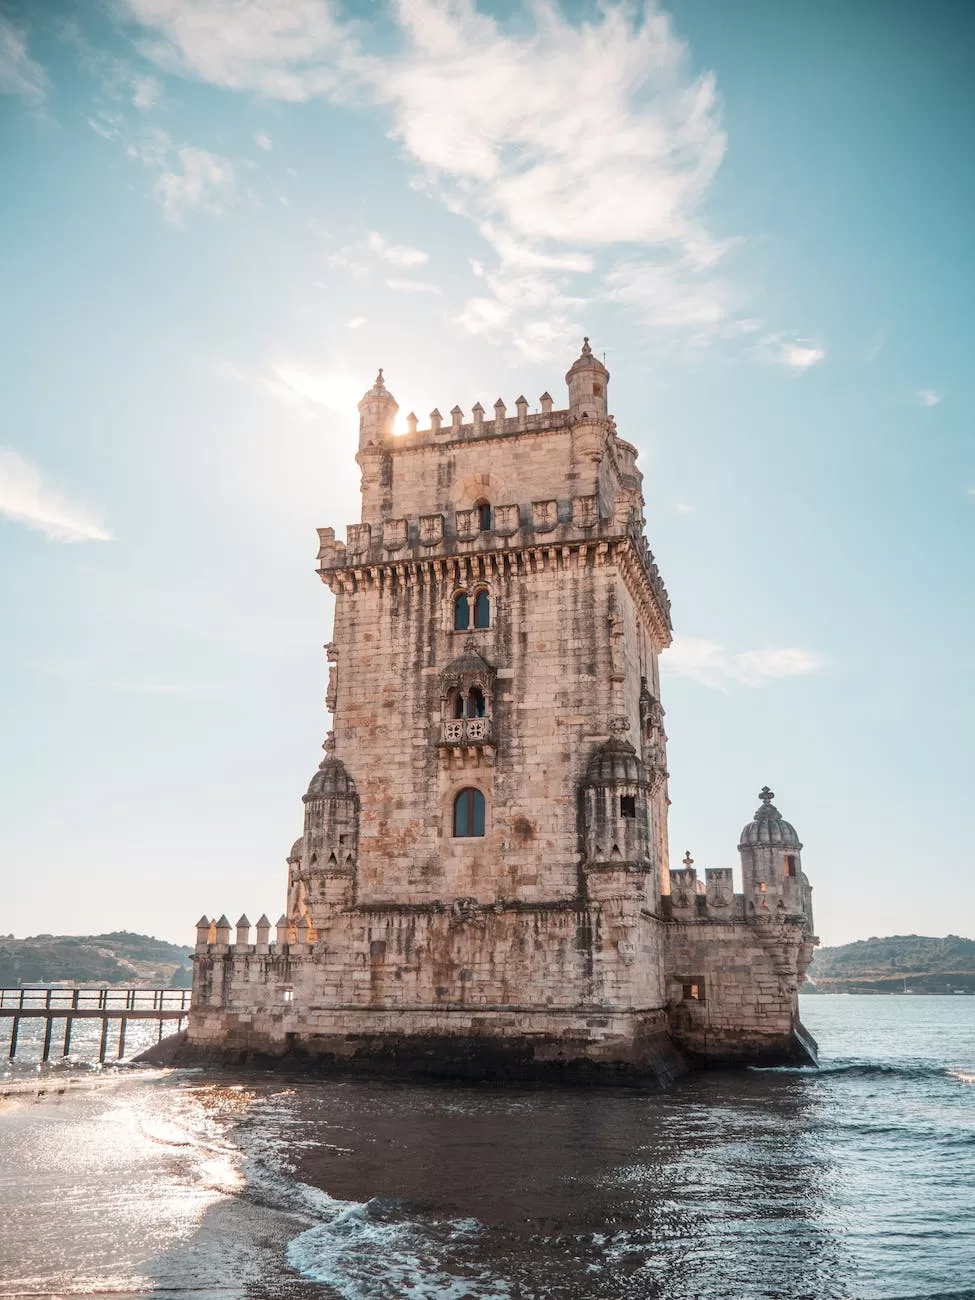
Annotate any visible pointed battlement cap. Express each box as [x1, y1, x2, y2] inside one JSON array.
[[739, 786, 802, 849]]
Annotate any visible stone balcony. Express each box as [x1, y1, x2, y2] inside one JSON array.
[[442, 717, 493, 746]]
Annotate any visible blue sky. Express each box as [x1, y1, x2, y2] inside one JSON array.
[[1, 0, 972, 949]]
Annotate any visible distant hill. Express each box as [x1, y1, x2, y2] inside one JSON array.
[[807, 934, 975, 994], [0, 931, 193, 987]]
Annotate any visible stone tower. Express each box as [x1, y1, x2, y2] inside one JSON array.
[[187, 343, 819, 1080]]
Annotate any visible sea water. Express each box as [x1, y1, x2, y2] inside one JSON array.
[[0, 996, 973, 1299]]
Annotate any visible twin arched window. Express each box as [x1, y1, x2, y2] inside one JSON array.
[[453, 787, 485, 837], [452, 686, 485, 719], [453, 590, 490, 631]]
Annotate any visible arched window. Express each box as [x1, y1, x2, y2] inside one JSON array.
[[453, 592, 470, 631], [451, 690, 465, 719], [466, 686, 486, 718], [453, 787, 485, 837], [476, 500, 492, 531], [473, 590, 490, 629]]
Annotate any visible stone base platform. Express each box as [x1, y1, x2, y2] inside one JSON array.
[[141, 1007, 689, 1087]]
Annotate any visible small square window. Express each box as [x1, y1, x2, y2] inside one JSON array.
[[282, 988, 294, 1004], [758, 882, 767, 893], [681, 981, 705, 1002], [785, 855, 797, 878], [620, 795, 636, 819]]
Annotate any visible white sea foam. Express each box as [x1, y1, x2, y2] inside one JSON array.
[[949, 1069, 975, 1084], [286, 1201, 512, 1299]]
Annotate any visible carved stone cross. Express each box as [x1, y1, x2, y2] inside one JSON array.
[[759, 786, 775, 805], [682, 850, 694, 869]]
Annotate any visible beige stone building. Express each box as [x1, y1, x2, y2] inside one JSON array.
[[188, 342, 818, 1082]]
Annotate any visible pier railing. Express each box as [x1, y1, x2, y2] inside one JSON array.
[[0, 987, 189, 1063]]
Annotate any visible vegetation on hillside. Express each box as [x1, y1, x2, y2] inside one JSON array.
[[0, 931, 193, 987], [806, 934, 975, 994]]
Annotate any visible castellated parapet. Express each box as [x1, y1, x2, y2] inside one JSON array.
[[186, 341, 818, 1082]]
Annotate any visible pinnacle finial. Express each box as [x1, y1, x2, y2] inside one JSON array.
[[375, 368, 385, 388], [323, 730, 336, 754], [759, 786, 775, 805], [682, 850, 694, 869], [581, 336, 591, 356]]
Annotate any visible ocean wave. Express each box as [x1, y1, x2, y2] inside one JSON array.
[[813, 1062, 963, 1081], [948, 1069, 975, 1085], [286, 1198, 512, 1299]]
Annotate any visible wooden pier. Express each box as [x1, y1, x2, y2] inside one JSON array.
[[0, 988, 189, 1063]]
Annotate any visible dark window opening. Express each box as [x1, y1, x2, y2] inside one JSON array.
[[476, 501, 492, 531], [592, 382, 603, 397], [681, 981, 705, 1002], [785, 855, 797, 878], [453, 592, 470, 631], [453, 787, 486, 838], [474, 590, 490, 629], [466, 687, 486, 718], [452, 691, 465, 719], [620, 794, 636, 819], [758, 882, 767, 893]]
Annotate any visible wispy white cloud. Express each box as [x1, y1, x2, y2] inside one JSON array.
[[664, 635, 824, 690], [119, 0, 817, 358], [366, 230, 428, 268], [966, 488, 975, 501], [220, 362, 362, 419], [756, 333, 826, 372], [59, 18, 162, 110], [675, 502, 696, 518], [917, 389, 941, 407], [254, 131, 273, 150], [0, 15, 49, 104], [155, 146, 237, 223], [0, 448, 113, 543], [84, 107, 236, 225], [131, 73, 163, 110], [345, 316, 367, 329], [385, 277, 441, 294]]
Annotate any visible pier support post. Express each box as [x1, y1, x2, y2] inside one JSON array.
[[117, 1018, 127, 1059], [8, 1016, 19, 1060], [98, 1017, 109, 1064], [63, 1018, 73, 1057]]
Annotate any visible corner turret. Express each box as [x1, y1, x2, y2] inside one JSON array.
[[565, 337, 609, 417], [357, 369, 398, 449], [739, 786, 813, 931]]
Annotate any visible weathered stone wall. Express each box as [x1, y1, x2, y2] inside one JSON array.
[[663, 918, 817, 1064]]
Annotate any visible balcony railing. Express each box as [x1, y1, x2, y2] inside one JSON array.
[[442, 717, 493, 745]]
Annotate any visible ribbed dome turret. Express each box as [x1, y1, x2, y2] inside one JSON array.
[[585, 738, 646, 786], [287, 838, 303, 862], [565, 337, 609, 415], [739, 786, 801, 849], [303, 756, 357, 802], [357, 368, 398, 447], [565, 337, 608, 382]]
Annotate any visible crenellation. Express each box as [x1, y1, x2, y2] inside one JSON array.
[[188, 340, 819, 1080]]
